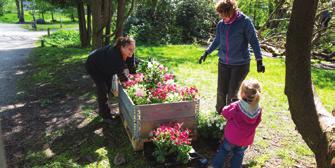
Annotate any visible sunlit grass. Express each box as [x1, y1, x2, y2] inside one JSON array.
[[21, 22, 78, 31]]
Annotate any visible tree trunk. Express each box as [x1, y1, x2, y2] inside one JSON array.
[[115, 0, 125, 39], [104, 0, 112, 45], [42, 12, 45, 21], [92, 0, 103, 49], [253, 0, 258, 27], [87, 4, 92, 46], [51, 10, 55, 22], [77, 0, 89, 47], [285, 0, 335, 167], [15, 0, 20, 19], [71, 12, 75, 22], [19, 0, 24, 23]]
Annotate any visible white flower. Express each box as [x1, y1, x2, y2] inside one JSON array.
[[148, 62, 152, 68], [220, 124, 224, 130]]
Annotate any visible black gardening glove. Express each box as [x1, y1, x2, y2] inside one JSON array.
[[257, 60, 265, 73], [198, 51, 209, 64]]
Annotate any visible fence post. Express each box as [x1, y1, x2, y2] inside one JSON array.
[[47, 28, 50, 37], [41, 39, 45, 47]]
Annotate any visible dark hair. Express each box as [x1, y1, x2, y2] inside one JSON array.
[[114, 36, 135, 49], [215, 0, 237, 17]]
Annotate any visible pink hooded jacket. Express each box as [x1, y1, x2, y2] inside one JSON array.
[[221, 101, 262, 146]]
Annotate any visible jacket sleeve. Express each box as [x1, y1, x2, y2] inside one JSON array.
[[221, 104, 235, 120], [117, 72, 128, 82], [206, 22, 221, 54], [125, 55, 139, 74], [244, 18, 262, 61]]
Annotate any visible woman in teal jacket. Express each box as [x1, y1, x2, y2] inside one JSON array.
[[199, 0, 265, 114]]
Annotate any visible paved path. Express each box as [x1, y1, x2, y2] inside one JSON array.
[[0, 23, 45, 167], [0, 24, 45, 107]]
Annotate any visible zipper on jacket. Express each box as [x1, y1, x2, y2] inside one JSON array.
[[225, 25, 231, 64]]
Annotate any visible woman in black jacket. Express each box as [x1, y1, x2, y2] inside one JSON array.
[[85, 36, 136, 121]]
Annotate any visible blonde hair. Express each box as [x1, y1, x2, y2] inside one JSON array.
[[238, 79, 261, 104], [215, 0, 238, 17]]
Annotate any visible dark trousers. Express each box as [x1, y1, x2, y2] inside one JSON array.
[[85, 62, 112, 119], [216, 62, 249, 113]]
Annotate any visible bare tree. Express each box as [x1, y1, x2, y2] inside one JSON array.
[[115, 0, 125, 39], [15, 0, 24, 23], [19, 0, 24, 22], [91, 0, 103, 49], [77, 0, 89, 47], [285, 0, 335, 167], [91, 0, 114, 49]]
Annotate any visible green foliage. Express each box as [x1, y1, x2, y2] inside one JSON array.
[[127, 0, 178, 44], [175, 0, 217, 43], [197, 111, 226, 141], [127, 0, 216, 44], [43, 30, 80, 48], [0, 0, 9, 16], [152, 123, 192, 164]]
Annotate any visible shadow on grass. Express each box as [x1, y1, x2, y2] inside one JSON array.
[[1, 45, 149, 167]]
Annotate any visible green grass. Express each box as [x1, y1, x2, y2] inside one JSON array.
[[0, 9, 78, 31], [21, 21, 78, 31], [19, 42, 334, 167]]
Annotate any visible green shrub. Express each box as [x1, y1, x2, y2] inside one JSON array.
[[43, 30, 80, 48], [197, 111, 226, 141], [175, 0, 217, 43]]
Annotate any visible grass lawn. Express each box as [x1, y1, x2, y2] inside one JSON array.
[[21, 21, 78, 31], [0, 11, 78, 31], [16, 42, 334, 167]]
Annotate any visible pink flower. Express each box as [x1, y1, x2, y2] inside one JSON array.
[[135, 88, 145, 97], [163, 73, 174, 81]]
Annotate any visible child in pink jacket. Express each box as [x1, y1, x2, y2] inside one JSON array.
[[212, 79, 262, 168]]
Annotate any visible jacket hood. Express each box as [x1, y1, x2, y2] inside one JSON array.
[[223, 11, 245, 24], [234, 101, 261, 125]]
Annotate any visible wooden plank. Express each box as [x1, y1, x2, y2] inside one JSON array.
[[119, 85, 200, 151], [120, 110, 144, 151], [139, 101, 196, 121]]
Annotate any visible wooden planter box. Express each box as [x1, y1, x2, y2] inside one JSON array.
[[118, 84, 200, 151]]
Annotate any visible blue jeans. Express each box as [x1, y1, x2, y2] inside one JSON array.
[[212, 139, 247, 168]]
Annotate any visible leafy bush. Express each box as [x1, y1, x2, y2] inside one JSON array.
[[197, 111, 226, 141], [125, 0, 177, 44], [43, 30, 80, 48], [175, 0, 217, 43], [126, 0, 216, 44]]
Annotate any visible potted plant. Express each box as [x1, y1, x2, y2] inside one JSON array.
[[151, 123, 192, 164], [117, 59, 200, 151]]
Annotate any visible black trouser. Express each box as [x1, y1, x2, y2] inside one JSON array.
[[85, 62, 112, 119], [216, 62, 250, 113]]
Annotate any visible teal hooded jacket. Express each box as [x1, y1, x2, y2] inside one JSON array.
[[206, 12, 262, 65]]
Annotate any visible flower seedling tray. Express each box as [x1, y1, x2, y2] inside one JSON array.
[[118, 84, 199, 151]]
